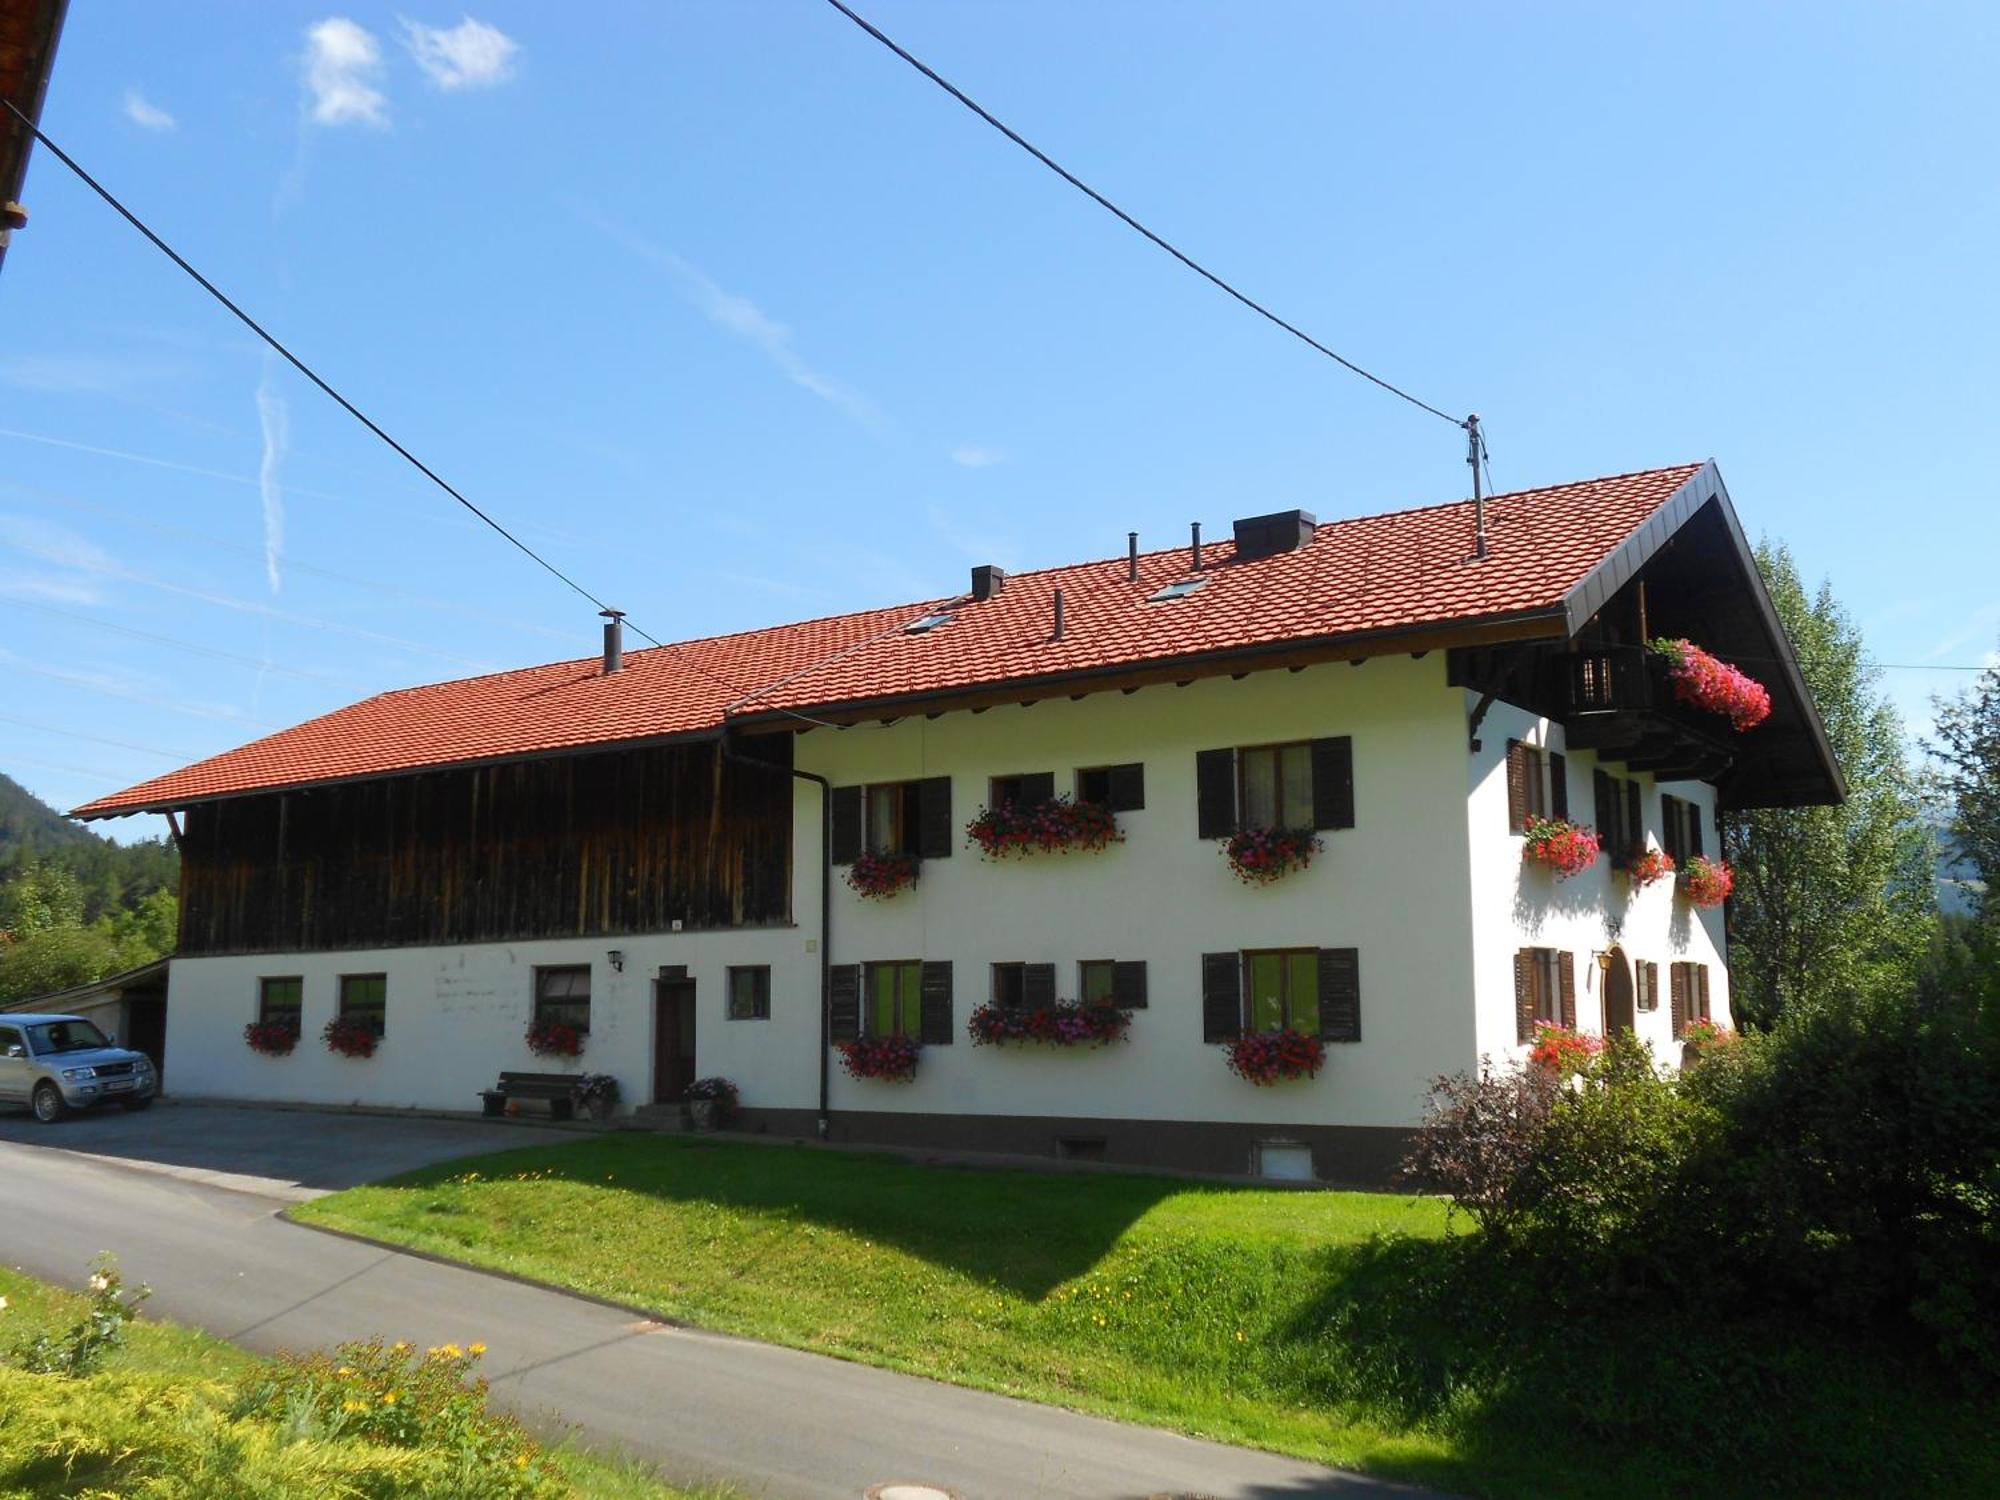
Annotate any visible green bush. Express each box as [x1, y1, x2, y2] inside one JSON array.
[[8, 1254, 147, 1377]]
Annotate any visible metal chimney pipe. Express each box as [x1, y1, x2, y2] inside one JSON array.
[[600, 608, 625, 675], [1191, 521, 1204, 572], [1052, 588, 1065, 641], [1127, 531, 1139, 582]]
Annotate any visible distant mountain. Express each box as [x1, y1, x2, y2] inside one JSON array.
[[0, 773, 177, 922], [0, 772, 99, 857]]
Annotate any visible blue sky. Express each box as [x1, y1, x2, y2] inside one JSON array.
[[3, 2, 1995, 843]]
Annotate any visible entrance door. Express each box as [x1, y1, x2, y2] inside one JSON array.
[[653, 977, 697, 1104], [1603, 949, 1636, 1034]]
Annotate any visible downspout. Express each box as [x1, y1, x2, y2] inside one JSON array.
[[718, 728, 833, 1138]]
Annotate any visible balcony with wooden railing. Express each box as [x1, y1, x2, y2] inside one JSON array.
[[1558, 645, 1735, 782]]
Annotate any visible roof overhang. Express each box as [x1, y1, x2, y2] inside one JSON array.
[[0, 0, 70, 278]]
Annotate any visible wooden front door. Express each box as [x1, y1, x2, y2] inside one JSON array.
[[653, 977, 697, 1104], [1603, 949, 1636, 1034]]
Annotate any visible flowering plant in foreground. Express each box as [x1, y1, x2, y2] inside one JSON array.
[[836, 1034, 921, 1081], [524, 1019, 583, 1058], [1681, 1017, 1738, 1054], [1528, 1021, 1604, 1074], [1679, 855, 1735, 908], [845, 851, 919, 899], [966, 796, 1122, 859], [1521, 817, 1601, 878], [243, 1020, 300, 1056], [322, 1016, 380, 1059], [1221, 826, 1323, 884], [1224, 1028, 1326, 1084], [966, 1000, 1131, 1047], [1625, 846, 1675, 888], [1649, 637, 1773, 731]]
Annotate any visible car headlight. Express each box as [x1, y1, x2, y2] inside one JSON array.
[[61, 1067, 95, 1081]]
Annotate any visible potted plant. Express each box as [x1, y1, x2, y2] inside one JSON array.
[[1527, 1021, 1603, 1075], [1679, 855, 1734, 908], [321, 1016, 379, 1059], [1223, 1028, 1326, 1085], [1680, 1017, 1738, 1068], [1625, 846, 1675, 888], [836, 1035, 921, 1082], [966, 1000, 1131, 1047], [525, 1018, 584, 1058], [1648, 638, 1772, 731], [243, 1020, 300, 1056], [1521, 816, 1601, 878], [684, 1076, 738, 1132], [846, 851, 919, 900], [966, 796, 1122, 859], [570, 1073, 620, 1121], [1220, 826, 1323, 885]]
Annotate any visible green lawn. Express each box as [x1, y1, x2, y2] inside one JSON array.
[[295, 1134, 1999, 1499], [0, 1265, 723, 1499]]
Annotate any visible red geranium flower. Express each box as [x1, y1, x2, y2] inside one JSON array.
[[837, 1035, 921, 1081], [1220, 827, 1323, 885], [1626, 846, 1675, 888], [967, 796, 1123, 860], [1680, 855, 1734, 908], [1650, 638, 1772, 731], [1223, 1028, 1326, 1084], [1522, 817, 1601, 879], [846, 852, 919, 900]]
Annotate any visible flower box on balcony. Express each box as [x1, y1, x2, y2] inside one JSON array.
[[1223, 1028, 1326, 1085], [967, 1000, 1130, 1048], [846, 851, 919, 900], [1679, 855, 1734, 908], [836, 1035, 921, 1082], [1221, 826, 1322, 885], [1649, 638, 1772, 732], [1521, 817, 1601, 879], [966, 796, 1121, 860]]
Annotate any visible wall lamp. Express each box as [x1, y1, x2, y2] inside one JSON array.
[[607, 950, 625, 973]]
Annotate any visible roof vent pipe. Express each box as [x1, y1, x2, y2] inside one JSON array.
[[1127, 531, 1139, 582], [600, 608, 625, 675], [1051, 587, 1065, 641], [1191, 521, 1203, 572]]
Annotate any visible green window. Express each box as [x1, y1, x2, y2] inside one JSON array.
[[1078, 960, 1116, 1006], [338, 973, 388, 1037], [258, 976, 303, 1028], [1240, 743, 1314, 828], [1244, 950, 1319, 1035], [866, 961, 923, 1038]]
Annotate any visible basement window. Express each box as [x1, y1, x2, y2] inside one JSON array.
[[1253, 1141, 1315, 1182], [1146, 579, 1206, 603], [904, 611, 954, 634]]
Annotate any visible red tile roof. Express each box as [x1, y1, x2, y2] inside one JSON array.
[[74, 463, 1706, 817]]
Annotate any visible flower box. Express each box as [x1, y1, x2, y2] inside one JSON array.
[[685, 1076, 737, 1131], [570, 1073, 619, 1120], [243, 1021, 299, 1057], [1221, 826, 1323, 885], [525, 1019, 584, 1058], [966, 797, 1122, 860], [966, 1000, 1130, 1048], [1224, 1028, 1326, 1085], [837, 1035, 921, 1082], [1680, 1017, 1737, 1057], [322, 1017, 379, 1059], [1649, 638, 1772, 731], [1625, 846, 1675, 888], [846, 851, 919, 900], [1528, 1021, 1603, 1074], [1679, 855, 1734, 908], [1521, 817, 1601, 879]]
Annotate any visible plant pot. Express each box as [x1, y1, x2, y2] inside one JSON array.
[[687, 1098, 719, 1133], [583, 1095, 613, 1122]]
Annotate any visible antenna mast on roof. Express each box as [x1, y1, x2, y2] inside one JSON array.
[[1467, 414, 1488, 560]]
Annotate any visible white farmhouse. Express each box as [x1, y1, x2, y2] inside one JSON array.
[[76, 461, 1842, 1182]]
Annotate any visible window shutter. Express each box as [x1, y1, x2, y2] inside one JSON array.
[[1105, 762, 1146, 812], [1593, 770, 1616, 863], [1023, 962, 1057, 1012], [829, 964, 860, 1042], [1625, 782, 1643, 863], [1637, 960, 1657, 1012], [1317, 947, 1361, 1043], [1020, 771, 1056, 807], [920, 961, 954, 1043], [917, 776, 954, 859], [1669, 963, 1689, 1039], [1688, 803, 1704, 859], [1201, 952, 1242, 1042], [1506, 741, 1530, 832], [1548, 752, 1569, 821], [1310, 736, 1355, 831], [1196, 749, 1237, 838], [1112, 959, 1148, 1009], [1558, 951, 1577, 1030], [830, 786, 862, 865], [1514, 949, 1536, 1043], [1696, 964, 1711, 1022]]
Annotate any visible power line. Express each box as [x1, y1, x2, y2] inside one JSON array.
[[0, 597, 352, 682], [0, 712, 199, 761], [817, 0, 1469, 430]]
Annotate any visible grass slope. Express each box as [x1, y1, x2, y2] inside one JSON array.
[[294, 1134, 2000, 1499]]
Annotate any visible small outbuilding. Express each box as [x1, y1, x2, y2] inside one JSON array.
[[3, 957, 171, 1080]]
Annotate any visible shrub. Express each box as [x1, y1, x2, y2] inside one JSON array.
[[8, 1253, 148, 1377], [1404, 1058, 1561, 1233]]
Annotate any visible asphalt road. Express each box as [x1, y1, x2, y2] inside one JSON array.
[[0, 1104, 1437, 1500]]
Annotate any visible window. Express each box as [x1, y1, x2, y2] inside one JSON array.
[[989, 771, 1053, 810], [1147, 578, 1205, 602], [865, 961, 924, 1038], [866, 781, 925, 857], [992, 962, 1028, 1012], [832, 778, 951, 865], [1670, 961, 1712, 1038], [1075, 762, 1145, 812], [1662, 795, 1704, 863], [904, 611, 953, 634], [1240, 743, 1314, 830], [1594, 767, 1645, 866], [1079, 960, 1116, 1006], [1197, 739, 1352, 838], [1514, 948, 1574, 1041], [338, 973, 387, 1038], [1636, 960, 1660, 1012], [532, 966, 591, 1032], [727, 965, 771, 1020], [259, 976, 303, 1030], [1243, 949, 1320, 1035], [0, 1025, 23, 1059], [1505, 741, 1568, 830]]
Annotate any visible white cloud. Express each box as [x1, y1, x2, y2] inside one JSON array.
[[255, 364, 289, 595], [0, 570, 105, 607], [122, 90, 176, 132], [304, 17, 389, 127], [949, 445, 1004, 469], [400, 16, 519, 90], [0, 514, 119, 575]]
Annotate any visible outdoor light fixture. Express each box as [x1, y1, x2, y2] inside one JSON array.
[[607, 950, 625, 973]]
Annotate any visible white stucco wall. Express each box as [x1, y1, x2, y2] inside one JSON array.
[[1465, 696, 1731, 1067]]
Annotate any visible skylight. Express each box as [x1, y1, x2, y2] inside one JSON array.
[[904, 611, 954, 635], [1146, 579, 1206, 603]]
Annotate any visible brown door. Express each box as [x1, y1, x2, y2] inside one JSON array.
[[653, 977, 698, 1104], [1603, 949, 1636, 1034]]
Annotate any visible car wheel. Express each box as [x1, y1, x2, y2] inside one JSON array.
[[31, 1082, 68, 1123], [119, 1096, 154, 1112]]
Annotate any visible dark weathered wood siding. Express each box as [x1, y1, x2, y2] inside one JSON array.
[[178, 738, 793, 955]]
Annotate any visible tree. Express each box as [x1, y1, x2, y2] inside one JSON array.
[[1931, 643, 2000, 914], [0, 862, 85, 940], [0, 926, 121, 1003], [1721, 542, 1935, 1027]]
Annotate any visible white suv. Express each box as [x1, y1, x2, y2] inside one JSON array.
[[0, 1013, 159, 1123]]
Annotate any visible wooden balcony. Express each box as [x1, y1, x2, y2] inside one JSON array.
[[1559, 647, 1736, 782]]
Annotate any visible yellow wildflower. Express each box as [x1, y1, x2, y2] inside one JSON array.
[[382, 1391, 399, 1405], [468, 1342, 487, 1356]]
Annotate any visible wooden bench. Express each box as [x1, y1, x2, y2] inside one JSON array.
[[479, 1071, 576, 1121]]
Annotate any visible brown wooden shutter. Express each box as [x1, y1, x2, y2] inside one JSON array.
[[1310, 736, 1355, 831], [1548, 752, 1569, 821], [917, 776, 954, 859], [1201, 952, 1242, 1042], [1625, 781, 1643, 862], [830, 787, 862, 865], [829, 964, 860, 1041], [1695, 964, 1711, 1022], [1196, 749, 1236, 837], [1669, 963, 1689, 1039], [1105, 762, 1146, 812], [919, 961, 954, 1043], [1019, 771, 1056, 806], [1558, 951, 1577, 1030], [1023, 962, 1057, 1012], [1506, 741, 1530, 832], [1111, 960, 1147, 1009], [1514, 949, 1536, 1043], [1688, 803, 1704, 859], [1593, 769, 1616, 862], [1317, 947, 1361, 1043]]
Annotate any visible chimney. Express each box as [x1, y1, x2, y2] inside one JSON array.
[[600, 608, 625, 675], [971, 564, 1008, 602], [1127, 531, 1139, 582], [1191, 522, 1204, 572], [1051, 587, 1065, 641], [1231, 508, 1318, 562]]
